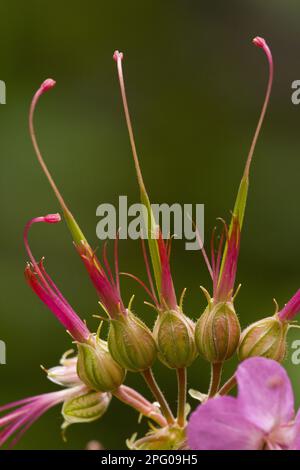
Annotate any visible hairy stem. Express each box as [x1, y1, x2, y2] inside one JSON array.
[[176, 368, 187, 427], [208, 362, 223, 398], [142, 368, 175, 425]]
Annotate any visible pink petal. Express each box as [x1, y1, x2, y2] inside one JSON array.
[[187, 396, 264, 450], [236, 357, 294, 433]]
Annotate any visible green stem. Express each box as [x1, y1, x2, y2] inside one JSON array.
[[218, 375, 237, 396], [142, 368, 175, 426], [208, 362, 223, 398], [176, 368, 187, 427]]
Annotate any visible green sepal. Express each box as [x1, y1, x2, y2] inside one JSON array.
[[62, 390, 111, 429], [153, 310, 197, 369], [195, 300, 241, 363], [108, 311, 157, 372], [238, 316, 288, 362], [77, 338, 126, 392]]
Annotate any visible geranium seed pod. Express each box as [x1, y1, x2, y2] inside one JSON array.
[[77, 337, 126, 392], [195, 300, 241, 363], [108, 311, 157, 372], [62, 389, 111, 429], [238, 316, 288, 362], [153, 310, 197, 369]]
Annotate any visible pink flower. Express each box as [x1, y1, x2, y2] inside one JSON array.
[[24, 215, 90, 342], [187, 357, 300, 450], [0, 385, 86, 448], [278, 289, 300, 322]]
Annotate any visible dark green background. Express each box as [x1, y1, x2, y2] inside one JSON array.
[[0, 0, 299, 449]]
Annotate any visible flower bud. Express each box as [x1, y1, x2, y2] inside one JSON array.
[[108, 311, 157, 372], [195, 300, 241, 363], [238, 316, 288, 362], [127, 425, 186, 450], [62, 389, 111, 429], [153, 310, 197, 369], [77, 337, 126, 392]]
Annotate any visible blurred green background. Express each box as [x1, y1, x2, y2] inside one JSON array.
[[0, 0, 300, 449]]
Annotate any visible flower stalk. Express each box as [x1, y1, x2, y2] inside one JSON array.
[[176, 368, 187, 427], [208, 362, 223, 398], [142, 369, 175, 426]]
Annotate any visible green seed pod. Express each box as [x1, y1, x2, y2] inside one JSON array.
[[62, 389, 111, 429], [153, 310, 197, 369], [238, 316, 288, 362], [195, 300, 241, 363], [108, 311, 157, 372], [77, 337, 126, 392]]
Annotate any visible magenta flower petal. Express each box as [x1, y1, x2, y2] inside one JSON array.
[[25, 265, 90, 343], [188, 396, 264, 450], [236, 357, 294, 433], [23, 215, 90, 342], [0, 386, 85, 448], [187, 358, 300, 450]]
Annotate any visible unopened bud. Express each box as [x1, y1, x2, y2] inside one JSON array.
[[238, 316, 288, 362], [195, 300, 241, 363], [77, 337, 126, 392], [153, 310, 197, 369], [62, 389, 111, 429], [108, 311, 157, 372]]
